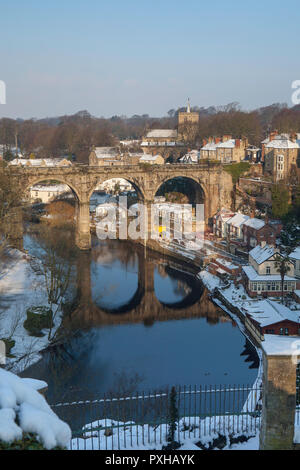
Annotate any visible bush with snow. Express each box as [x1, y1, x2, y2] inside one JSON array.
[[0, 368, 71, 450]]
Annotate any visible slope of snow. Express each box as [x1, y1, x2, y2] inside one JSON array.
[[0, 250, 63, 372]]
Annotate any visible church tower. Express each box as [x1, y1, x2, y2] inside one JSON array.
[[178, 99, 199, 141]]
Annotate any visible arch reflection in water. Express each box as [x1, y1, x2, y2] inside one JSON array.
[[24, 238, 259, 404]]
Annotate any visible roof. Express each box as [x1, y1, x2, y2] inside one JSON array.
[[180, 150, 200, 162], [290, 247, 300, 261], [227, 213, 250, 228], [249, 244, 277, 264], [201, 142, 217, 151], [266, 138, 299, 149], [9, 158, 71, 167], [216, 139, 236, 149], [140, 154, 162, 161], [146, 129, 178, 139], [242, 265, 296, 281], [31, 184, 70, 192], [243, 218, 265, 230], [93, 147, 118, 159], [242, 299, 300, 327]]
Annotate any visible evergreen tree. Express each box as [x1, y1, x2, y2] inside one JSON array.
[[271, 184, 290, 219], [167, 386, 179, 444]]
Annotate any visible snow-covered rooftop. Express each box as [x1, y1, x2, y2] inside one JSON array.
[[243, 218, 265, 230], [266, 137, 299, 149], [227, 213, 250, 228], [140, 154, 162, 161], [146, 129, 178, 139], [216, 139, 236, 149], [201, 142, 217, 151], [249, 244, 277, 264], [93, 147, 118, 159], [242, 265, 296, 282], [30, 184, 70, 193], [9, 158, 71, 167], [243, 299, 300, 327]]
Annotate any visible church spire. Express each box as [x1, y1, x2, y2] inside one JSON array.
[[187, 98, 191, 113]]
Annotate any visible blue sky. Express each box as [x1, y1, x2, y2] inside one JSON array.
[[1, 0, 300, 118]]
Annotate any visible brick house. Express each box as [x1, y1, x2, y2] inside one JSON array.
[[243, 299, 300, 341], [242, 217, 281, 250]]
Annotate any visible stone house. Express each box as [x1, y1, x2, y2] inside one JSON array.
[[263, 135, 299, 182], [89, 147, 120, 166], [200, 135, 248, 162]]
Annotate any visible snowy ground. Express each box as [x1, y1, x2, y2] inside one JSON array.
[[0, 368, 71, 449], [68, 416, 260, 450], [0, 249, 62, 372]]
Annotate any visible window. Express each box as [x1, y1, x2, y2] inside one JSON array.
[[266, 266, 271, 275], [285, 328, 289, 336], [279, 328, 284, 335]]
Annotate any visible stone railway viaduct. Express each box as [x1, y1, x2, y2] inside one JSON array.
[[8, 162, 233, 250]]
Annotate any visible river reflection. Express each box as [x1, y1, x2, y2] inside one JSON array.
[[23, 235, 259, 404]]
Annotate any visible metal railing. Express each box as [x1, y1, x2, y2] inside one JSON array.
[[51, 384, 262, 450]]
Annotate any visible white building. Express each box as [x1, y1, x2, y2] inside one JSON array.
[[179, 150, 200, 164], [242, 243, 296, 297], [30, 184, 71, 203], [225, 213, 250, 239]]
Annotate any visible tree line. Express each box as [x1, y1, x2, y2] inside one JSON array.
[[1, 102, 300, 163]]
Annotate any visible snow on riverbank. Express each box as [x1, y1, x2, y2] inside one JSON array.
[[0, 249, 62, 372], [69, 416, 260, 451]]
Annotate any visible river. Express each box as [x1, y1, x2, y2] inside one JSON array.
[[22, 227, 259, 404]]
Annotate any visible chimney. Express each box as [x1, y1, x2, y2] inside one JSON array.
[[235, 139, 241, 148], [250, 210, 255, 219], [215, 137, 221, 144], [260, 240, 267, 248], [222, 134, 232, 142], [203, 138, 207, 146], [269, 130, 278, 142]]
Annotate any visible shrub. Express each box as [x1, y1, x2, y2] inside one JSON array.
[[0, 433, 63, 450], [23, 306, 54, 337]]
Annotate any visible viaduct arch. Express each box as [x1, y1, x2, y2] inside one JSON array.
[[7, 163, 234, 250]]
